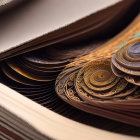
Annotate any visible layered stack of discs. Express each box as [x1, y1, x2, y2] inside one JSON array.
[[111, 37, 140, 86], [55, 59, 140, 127], [1, 59, 140, 136], [1, 45, 139, 135], [0, 40, 103, 107]]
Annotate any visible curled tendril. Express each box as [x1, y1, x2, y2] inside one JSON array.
[[111, 37, 140, 86], [55, 59, 140, 126]]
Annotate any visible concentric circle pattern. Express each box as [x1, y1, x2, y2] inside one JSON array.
[[1, 31, 140, 134], [111, 37, 140, 86], [56, 59, 140, 127]]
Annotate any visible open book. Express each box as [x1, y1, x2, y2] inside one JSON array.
[[0, 0, 140, 139]]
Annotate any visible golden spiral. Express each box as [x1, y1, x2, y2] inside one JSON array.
[[55, 59, 140, 126], [111, 37, 140, 86]]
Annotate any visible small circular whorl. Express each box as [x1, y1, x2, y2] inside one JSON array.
[[55, 59, 139, 126], [111, 37, 140, 86], [75, 59, 131, 102]]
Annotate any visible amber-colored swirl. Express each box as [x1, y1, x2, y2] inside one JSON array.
[[75, 60, 135, 101], [55, 59, 140, 126], [111, 37, 140, 86]]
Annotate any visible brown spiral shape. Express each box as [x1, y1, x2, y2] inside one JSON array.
[[111, 37, 140, 86], [55, 59, 140, 127]]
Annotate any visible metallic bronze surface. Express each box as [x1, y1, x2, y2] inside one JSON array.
[[55, 59, 140, 127], [112, 37, 140, 85]]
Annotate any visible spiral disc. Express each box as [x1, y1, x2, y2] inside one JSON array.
[[56, 59, 140, 127], [111, 37, 140, 85]]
